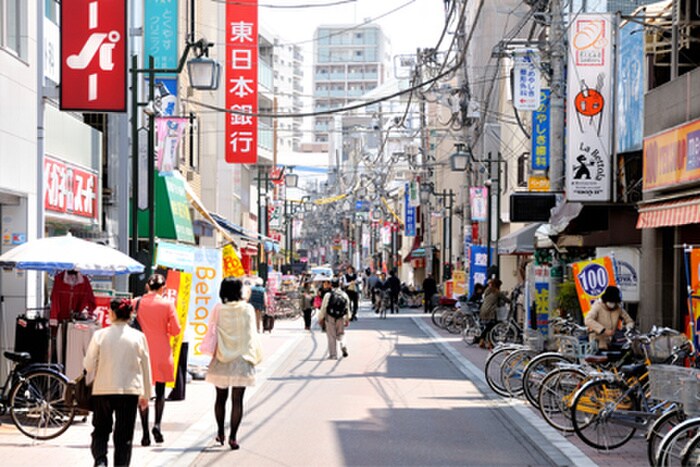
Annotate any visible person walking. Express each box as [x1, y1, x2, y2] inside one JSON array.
[[341, 265, 359, 321], [317, 278, 350, 359], [478, 279, 510, 348], [422, 274, 438, 314], [367, 270, 380, 312], [300, 280, 315, 331], [585, 285, 635, 350], [135, 274, 181, 446], [386, 269, 401, 314], [249, 278, 267, 333], [205, 277, 263, 450], [84, 299, 152, 467]]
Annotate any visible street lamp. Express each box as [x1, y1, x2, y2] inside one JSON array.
[[449, 144, 472, 172], [187, 56, 221, 90], [130, 37, 221, 293]]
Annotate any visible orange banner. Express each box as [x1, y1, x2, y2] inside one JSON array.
[[572, 256, 617, 317], [643, 117, 700, 191]]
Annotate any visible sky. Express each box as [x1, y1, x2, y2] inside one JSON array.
[[260, 0, 448, 66]]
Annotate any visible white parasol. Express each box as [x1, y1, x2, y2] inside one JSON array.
[[0, 233, 145, 276]]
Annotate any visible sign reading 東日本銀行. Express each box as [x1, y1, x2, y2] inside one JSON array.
[[225, 0, 258, 163]]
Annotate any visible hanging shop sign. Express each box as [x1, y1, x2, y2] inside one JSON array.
[[531, 89, 551, 171], [513, 49, 541, 111], [572, 256, 617, 317], [643, 117, 700, 192], [404, 183, 416, 237], [225, 0, 258, 163], [155, 240, 195, 272], [60, 0, 127, 112], [144, 0, 178, 72], [44, 155, 99, 223], [187, 247, 222, 366], [155, 117, 188, 173], [222, 244, 245, 278], [408, 181, 420, 208], [566, 14, 613, 201], [452, 270, 467, 297], [470, 187, 488, 221], [616, 17, 645, 154], [687, 248, 700, 347], [597, 247, 640, 302], [269, 202, 283, 230], [533, 265, 550, 332]]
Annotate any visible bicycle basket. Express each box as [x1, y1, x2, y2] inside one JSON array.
[[648, 334, 689, 363], [524, 329, 545, 352], [680, 371, 700, 416], [649, 364, 689, 403], [556, 335, 595, 360]]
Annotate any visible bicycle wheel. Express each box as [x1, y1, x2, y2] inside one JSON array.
[[571, 378, 638, 450], [445, 311, 465, 334], [10, 369, 75, 440], [431, 306, 446, 327], [489, 321, 519, 346], [500, 348, 535, 397], [647, 409, 686, 466], [680, 431, 700, 466], [655, 418, 700, 466], [484, 345, 521, 397], [522, 353, 573, 409], [462, 315, 481, 346], [539, 368, 587, 432]]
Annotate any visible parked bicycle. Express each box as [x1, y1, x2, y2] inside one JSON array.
[[0, 351, 75, 440]]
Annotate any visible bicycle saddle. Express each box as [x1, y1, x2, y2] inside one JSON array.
[[620, 363, 647, 378], [3, 351, 32, 362]]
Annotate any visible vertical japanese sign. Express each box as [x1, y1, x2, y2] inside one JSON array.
[[616, 18, 645, 154], [468, 245, 488, 296], [145, 0, 178, 71], [470, 187, 487, 221], [566, 14, 613, 201], [225, 0, 258, 164], [187, 248, 222, 366], [513, 49, 541, 111], [170, 271, 191, 386], [60, 0, 127, 111], [572, 256, 617, 317], [688, 249, 700, 347], [404, 183, 416, 237], [155, 117, 188, 172], [531, 89, 551, 171]]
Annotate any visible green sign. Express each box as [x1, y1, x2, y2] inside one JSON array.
[[136, 175, 195, 244]]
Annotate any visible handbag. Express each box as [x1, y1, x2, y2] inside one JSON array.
[[200, 306, 219, 356], [65, 369, 93, 411]]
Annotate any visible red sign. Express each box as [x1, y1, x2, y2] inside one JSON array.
[[44, 155, 99, 222], [225, 0, 258, 163], [60, 0, 127, 112]]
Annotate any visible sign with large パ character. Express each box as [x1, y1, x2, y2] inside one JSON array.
[[572, 256, 617, 317], [60, 0, 127, 112]]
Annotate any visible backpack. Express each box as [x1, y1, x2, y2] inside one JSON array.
[[326, 290, 348, 319]]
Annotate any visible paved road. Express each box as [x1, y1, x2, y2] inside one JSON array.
[[0, 302, 607, 466], [189, 304, 589, 467]]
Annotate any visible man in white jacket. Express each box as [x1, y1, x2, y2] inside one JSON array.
[[318, 278, 350, 360]]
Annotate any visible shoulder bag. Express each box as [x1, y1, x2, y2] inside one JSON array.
[[65, 369, 93, 411], [130, 298, 142, 332]]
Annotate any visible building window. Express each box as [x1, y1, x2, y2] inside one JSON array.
[[517, 153, 529, 187], [1, 0, 28, 59]]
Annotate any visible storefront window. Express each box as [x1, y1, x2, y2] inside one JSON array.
[[1, 0, 28, 59]]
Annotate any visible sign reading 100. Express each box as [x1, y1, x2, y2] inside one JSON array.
[[577, 263, 610, 297]]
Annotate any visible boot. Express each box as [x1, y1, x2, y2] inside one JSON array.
[[139, 406, 151, 446]]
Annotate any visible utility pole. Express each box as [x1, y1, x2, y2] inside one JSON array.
[[547, 0, 567, 314], [417, 48, 433, 280], [457, 0, 473, 280]]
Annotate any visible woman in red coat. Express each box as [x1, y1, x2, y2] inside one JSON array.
[[136, 274, 181, 446]]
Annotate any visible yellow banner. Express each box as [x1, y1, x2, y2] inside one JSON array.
[[168, 272, 192, 387], [452, 270, 467, 296], [222, 244, 245, 278], [572, 257, 617, 317]]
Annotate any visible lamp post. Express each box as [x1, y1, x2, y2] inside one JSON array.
[[419, 181, 433, 278], [433, 189, 456, 280], [254, 165, 297, 280], [284, 195, 309, 270], [130, 38, 220, 293]]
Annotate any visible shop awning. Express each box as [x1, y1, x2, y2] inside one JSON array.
[[136, 174, 195, 244], [498, 223, 542, 255], [403, 236, 422, 263], [209, 213, 279, 246], [637, 196, 700, 229]]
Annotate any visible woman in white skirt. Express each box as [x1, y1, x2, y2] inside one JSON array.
[[205, 277, 263, 450]]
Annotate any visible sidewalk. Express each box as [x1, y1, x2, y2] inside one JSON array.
[[0, 320, 307, 467], [415, 312, 648, 467]]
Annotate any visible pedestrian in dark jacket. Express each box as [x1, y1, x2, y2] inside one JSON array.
[[300, 281, 315, 331], [386, 269, 401, 314], [422, 274, 438, 313]]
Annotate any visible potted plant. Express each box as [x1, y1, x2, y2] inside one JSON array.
[[556, 280, 583, 324]]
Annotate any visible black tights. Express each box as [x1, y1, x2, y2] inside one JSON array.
[[215, 387, 246, 441], [139, 382, 166, 436]]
